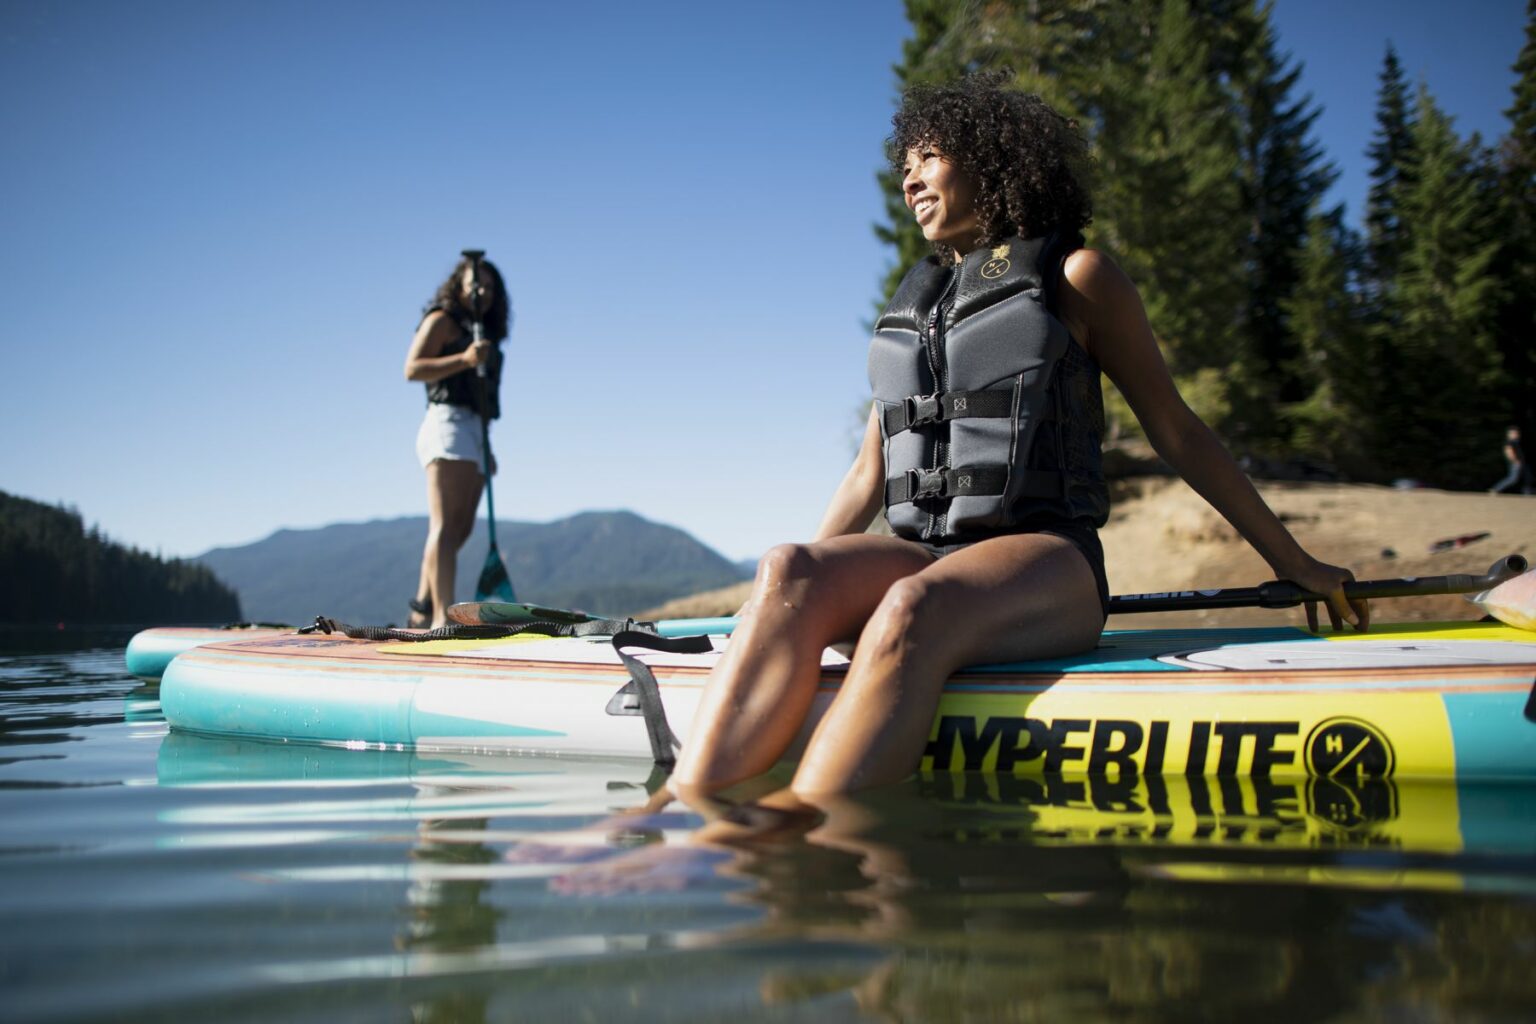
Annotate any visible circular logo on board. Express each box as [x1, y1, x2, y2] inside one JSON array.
[[981, 257, 1011, 279], [1304, 717, 1395, 780]]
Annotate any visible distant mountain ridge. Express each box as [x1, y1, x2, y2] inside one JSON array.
[[196, 510, 750, 625]]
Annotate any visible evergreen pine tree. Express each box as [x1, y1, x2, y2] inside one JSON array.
[[1282, 207, 1373, 475], [1364, 45, 1415, 299], [873, 0, 972, 306], [1224, 1, 1338, 429], [1375, 87, 1505, 487], [1093, 0, 1246, 391], [1493, 0, 1536, 449]]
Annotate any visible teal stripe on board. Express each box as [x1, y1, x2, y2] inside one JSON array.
[[409, 708, 566, 740], [1445, 691, 1536, 779]]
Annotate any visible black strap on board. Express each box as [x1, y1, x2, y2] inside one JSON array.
[[606, 629, 714, 768]]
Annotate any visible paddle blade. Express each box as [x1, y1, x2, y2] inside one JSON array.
[[449, 600, 592, 627], [474, 548, 517, 603]]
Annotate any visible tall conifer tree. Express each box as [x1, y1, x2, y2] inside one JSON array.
[[1093, 0, 1245, 382], [1282, 207, 1372, 474], [1223, 2, 1337, 426], [1493, 0, 1536, 445], [1375, 87, 1505, 487], [873, 0, 967, 306], [1364, 45, 1415, 299]]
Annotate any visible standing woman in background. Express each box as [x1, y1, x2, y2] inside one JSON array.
[[403, 254, 510, 628]]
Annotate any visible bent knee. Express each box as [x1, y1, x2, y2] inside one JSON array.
[[863, 575, 944, 649], [756, 543, 820, 587]]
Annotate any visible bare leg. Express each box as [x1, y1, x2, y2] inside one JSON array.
[[418, 459, 485, 628], [792, 532, 1104, 795], [670, 535, 934, 792]]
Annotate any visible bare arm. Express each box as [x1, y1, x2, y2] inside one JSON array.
[[1061, 249, 1367, 630], [403, 311, 491, 383], [811, 408, 886, 541]]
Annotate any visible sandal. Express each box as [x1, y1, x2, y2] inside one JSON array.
[[407, 596, 432, 628]]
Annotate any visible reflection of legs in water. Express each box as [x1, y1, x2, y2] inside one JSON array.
[[501, 771, 785, 872], [537, 784, 823, 896], [501, 783, 686, 868]]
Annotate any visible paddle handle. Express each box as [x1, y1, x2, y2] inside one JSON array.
[[1107, 554, 1528, 614]]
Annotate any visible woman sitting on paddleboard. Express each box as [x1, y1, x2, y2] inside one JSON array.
[[403, 254, 510, 628], [672, 73, 1370, 798]]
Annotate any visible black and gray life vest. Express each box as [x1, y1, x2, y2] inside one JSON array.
[[423, 306, 503, 420], [867, 233, 1109, 541]]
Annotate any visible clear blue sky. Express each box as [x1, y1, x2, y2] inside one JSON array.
[[1, 0, 1526, 564]]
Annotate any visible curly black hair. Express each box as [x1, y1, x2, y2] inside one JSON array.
[[426, 254, 510, 342], [889, 71, 1093, 263]]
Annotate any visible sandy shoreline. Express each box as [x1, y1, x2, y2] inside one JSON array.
[[642, 479, 1536, 630]]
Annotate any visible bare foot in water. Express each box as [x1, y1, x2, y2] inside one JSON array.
[[548, 843, 736, 896], [543, 791, 822, 896], [501, 810, 699, 867]]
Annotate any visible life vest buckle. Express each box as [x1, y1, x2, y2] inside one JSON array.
[[903, 393, 943, 428], [909, 467, 949, 500]]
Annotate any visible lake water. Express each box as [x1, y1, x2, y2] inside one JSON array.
[[3, 633, 1536, 1022]]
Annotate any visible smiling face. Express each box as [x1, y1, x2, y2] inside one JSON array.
[[903, 144, 983, 254]]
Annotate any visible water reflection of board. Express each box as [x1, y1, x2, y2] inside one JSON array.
[[160, 621, 1536, 780], [151, 733, 1536, 893]]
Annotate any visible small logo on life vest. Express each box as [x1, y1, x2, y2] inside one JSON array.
[[957, 474, 972, 489], [953, 397, 968, 413], [981, 243, 1011, 279]]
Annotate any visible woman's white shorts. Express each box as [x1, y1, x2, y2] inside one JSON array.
[[415, 404, 485, 471]]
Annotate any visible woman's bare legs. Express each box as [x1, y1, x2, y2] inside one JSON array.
[[670, 534, 934, 791], [792, 532, 1103, 795], [413, 458, 485, 628]]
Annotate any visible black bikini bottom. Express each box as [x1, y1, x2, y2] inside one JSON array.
[[909, 519, 1110, 621]]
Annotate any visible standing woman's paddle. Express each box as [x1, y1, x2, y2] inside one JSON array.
[[462, 250, 517, 604], [403, 252, 514, 626]]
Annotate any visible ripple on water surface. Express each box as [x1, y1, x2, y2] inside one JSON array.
[[2, 639, 1535, 1022]]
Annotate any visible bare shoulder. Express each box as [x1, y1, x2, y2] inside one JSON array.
[[407, 308, 459, 357], [1061, 248, 1135, 304], [1057, 248, 1149, 362]]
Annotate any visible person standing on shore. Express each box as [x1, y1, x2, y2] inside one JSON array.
[[402, 254, 511, 627], [1491, 426, 1534, 495]]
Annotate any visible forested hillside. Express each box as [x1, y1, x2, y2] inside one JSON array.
[[877, 0, 1536, 490], [0, 490, 241, 624]]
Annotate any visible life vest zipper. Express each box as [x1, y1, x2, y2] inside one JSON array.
[[924, 270, 959, 540]]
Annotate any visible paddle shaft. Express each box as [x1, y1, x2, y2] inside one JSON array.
[[474, 321, 498, 549], [1106, 554, 1528, 614], [451, 554, 1528, 636]]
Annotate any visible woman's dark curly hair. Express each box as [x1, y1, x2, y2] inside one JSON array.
[[426, 254, 510, 342], [889, 71, 1093, 263]]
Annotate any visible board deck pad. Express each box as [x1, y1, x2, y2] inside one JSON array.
[[378, 623, 1536, 673]]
